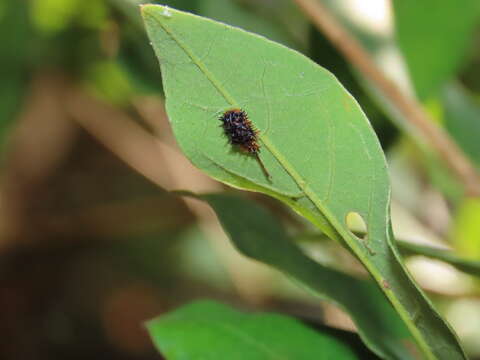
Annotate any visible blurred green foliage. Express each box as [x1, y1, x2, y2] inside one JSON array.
[[0, 1, 32, 149], [393, 0, 480, 100], [1, 0, 480, 359]]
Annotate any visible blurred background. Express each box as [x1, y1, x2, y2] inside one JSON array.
[[1, 0, 480, 359]]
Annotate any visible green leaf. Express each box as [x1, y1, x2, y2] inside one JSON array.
[[199, 192, 412, 359], [142, 5, 466, 359], [442, 83, 480, 169], [393, 0, 480, 99], [147, 300, 358, 360]]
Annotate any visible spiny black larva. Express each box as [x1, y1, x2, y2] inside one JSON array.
[[219, 108, 271, 180]]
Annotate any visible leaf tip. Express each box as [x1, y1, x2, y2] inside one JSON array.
[[143, 317, 156, 332], [140, 4, 173, 21]]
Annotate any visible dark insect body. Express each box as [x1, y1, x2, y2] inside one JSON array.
[[220, 109, 259, 153], [219, 108, 270, 180]]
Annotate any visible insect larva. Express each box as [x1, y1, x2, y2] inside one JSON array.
[[219, 109, 270, 180]]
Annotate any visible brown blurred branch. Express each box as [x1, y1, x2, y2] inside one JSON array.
[[66, 87, 275, 305], [66, 88, 174, 188], [293, 0, 480, 197], [65, 86, 226, 194], [0, 73, 78, 248]]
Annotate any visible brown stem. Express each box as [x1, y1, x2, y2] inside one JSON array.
[[293, 0, 480, 197], [254, 152, 271, 181]]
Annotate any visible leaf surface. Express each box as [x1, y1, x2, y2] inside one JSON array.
[[147, 300, 358, 360], [442, 83, 480, 169], [142, 5, 466, 359], [200, 192, 412, 359], [393, 0, 480, 99]]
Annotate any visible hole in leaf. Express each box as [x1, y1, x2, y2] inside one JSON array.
[[345, 211, 367, 240]]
